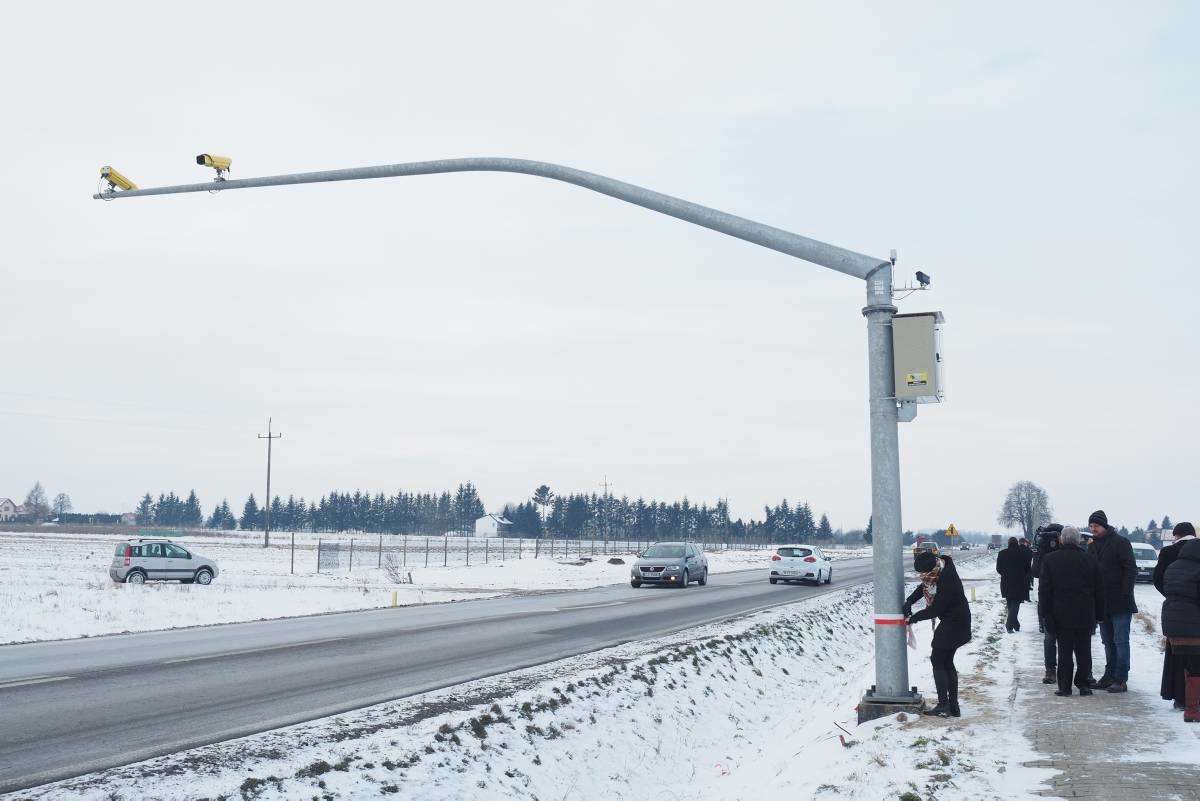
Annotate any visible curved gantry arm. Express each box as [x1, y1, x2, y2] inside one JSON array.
[[93, 157, 887, 280]]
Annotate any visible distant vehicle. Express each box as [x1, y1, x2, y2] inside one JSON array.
[[631, 542, 708, 588], [959, 543, 970, 551], [913, 541, 940, 563], [1131, 543, 1158, 583], [768, 544, 833, 586], [989, 534, 1003, 550], [110, 538, 219, 585]]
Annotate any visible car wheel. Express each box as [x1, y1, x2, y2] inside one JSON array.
[[697, 569, 708, 586], [631, 580, 642, 588], [679, 568, 689, 588], [195, 568, 214, 586], [125, 570, 146, 585], [825, 569, 833, 585], [769, 577, 778, 585]]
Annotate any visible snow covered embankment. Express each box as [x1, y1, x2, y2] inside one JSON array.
[[25, 563, 1037, 801]]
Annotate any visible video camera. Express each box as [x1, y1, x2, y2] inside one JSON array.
[[1031, 523, 1063, 578]]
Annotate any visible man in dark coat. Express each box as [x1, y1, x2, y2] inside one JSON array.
[[1039, 526, 1103, 696], [1088, 510, 1138, 692], [1161, 538, 1200, 722], [905, 550, 972, 718], [997, 537, 1030, 632], [1020, 538, 1035, 592], [1156, 522, 1198, 707]]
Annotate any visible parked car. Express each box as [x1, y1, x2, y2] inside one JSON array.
[[768, 544, 833, 586], [959, 543, 970, 551], [110, 538, 219, 585], [631, 542, 708, 588], [1131, 542, 1158, 583]]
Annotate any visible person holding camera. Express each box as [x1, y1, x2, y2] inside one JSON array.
[[997, 537, 1031, 632], [905, 549, 972, 718], [1033, 524, 1063, 683], [1038, 526, 1104, 696]]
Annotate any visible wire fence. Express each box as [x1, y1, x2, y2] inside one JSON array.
[[304, 533, 782, 574]]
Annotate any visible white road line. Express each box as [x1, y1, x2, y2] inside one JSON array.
[[0, 675, 74, 690], [560, 601, 625, 611], [162, 636, 348, 665]]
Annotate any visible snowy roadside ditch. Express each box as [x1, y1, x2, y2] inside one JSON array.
[[18, 555, 1058, 801]]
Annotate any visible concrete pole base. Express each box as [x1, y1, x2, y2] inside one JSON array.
[[857, 686, 925, 724]]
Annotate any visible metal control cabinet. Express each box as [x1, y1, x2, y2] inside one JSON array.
[[892, 311, 944, 403]]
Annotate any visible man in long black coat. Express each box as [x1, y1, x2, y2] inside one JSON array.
[[1039, 526, 1103, 696], [997, 537, 1030, 632], [1155, 522, 1197, 706], [1088, 510, 1138, 692]]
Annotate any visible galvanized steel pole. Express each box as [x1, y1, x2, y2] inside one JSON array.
[[93, 156, 915, 708]]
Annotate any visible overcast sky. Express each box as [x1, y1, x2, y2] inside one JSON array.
[[1, 2, 1196, 533]]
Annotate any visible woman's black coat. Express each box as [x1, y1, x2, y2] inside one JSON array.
[[1154, 538, 1193, 595], [905, 556, 972, 649], [996, 544, 1031, 602], [1162, 540, 1200, 640]]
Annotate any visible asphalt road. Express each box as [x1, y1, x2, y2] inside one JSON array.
[[0, 557, 877, 794]]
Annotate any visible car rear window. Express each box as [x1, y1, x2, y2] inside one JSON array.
[[1133, 546, 1156, 560], [643, 545, 685, 558], [776, 547, 812, 558], [114, 544, 127, 556]]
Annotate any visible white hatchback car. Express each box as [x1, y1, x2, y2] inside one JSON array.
[[769, 544, 833, 585]]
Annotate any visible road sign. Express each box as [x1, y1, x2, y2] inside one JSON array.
[[946, 523, 959, 540]]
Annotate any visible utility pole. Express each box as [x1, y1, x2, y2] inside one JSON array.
[[258, 418, 282, 548], [598, 476, 614, 551]]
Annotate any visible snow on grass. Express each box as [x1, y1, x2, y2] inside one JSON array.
[[23, 555, 1054, 801], [0, 531, 853, 644]]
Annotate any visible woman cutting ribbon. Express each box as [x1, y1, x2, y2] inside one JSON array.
[[905, 549, 973, 717]]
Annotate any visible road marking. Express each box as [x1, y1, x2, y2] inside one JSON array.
[[559, 601, 625, 611], [0, 675, 74, 689], [162, 636, 347, 665]]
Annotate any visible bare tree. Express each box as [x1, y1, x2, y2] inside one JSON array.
[[52, 493, 73, 518], [997, 480, 1052, 539], [24, 482, 50, 522]]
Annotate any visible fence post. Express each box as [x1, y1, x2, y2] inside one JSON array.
[[501, 537, 506, 561], [290, 532, 295, 575], [443, 535, 448, 567], [349, 539, 354, 573], [466, 536, 471, 566], [316, 538, 322, 573], [403, 534, 408, 566], [425, 536, 430, 568], [518, 538, 522, 559], [378, 535, 383, 569], [485, 538, 489, 564], [535, 537, 541, 558]]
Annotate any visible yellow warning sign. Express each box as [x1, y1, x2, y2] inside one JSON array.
[[946, 523, 959, 539]]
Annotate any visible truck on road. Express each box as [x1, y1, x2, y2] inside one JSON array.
[[989, 534, 1003, 550]]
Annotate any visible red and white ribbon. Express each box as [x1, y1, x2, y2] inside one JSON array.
[[873, 613, 907, 626]]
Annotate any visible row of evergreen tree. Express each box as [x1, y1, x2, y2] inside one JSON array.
[[132, 484, 837, 544]]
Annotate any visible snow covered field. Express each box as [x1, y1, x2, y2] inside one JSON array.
[[0, 531, 867, 644], [22, 555, 1081, 801]]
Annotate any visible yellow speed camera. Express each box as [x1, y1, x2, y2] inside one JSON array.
[[100, 166, 137, 191], [196, 153, 232, 175]]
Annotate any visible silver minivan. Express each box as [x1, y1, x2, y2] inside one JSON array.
[[109, 538, 220, 585]]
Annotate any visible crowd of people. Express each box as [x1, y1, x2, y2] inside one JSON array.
[[901, 512, 1200, 723]]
